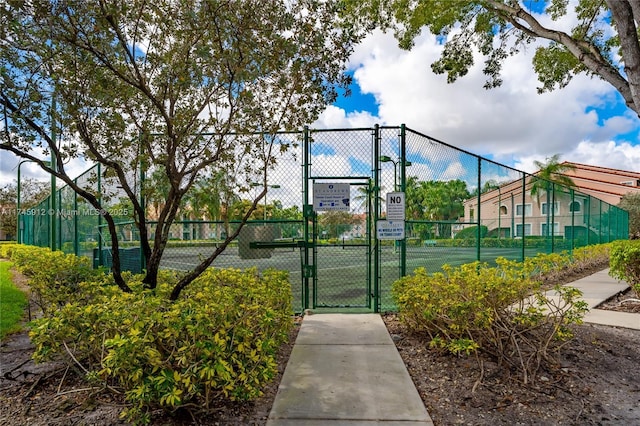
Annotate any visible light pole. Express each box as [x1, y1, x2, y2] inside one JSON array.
[[250, 183, 281, 221], [380, 155, 412, 191], [264, 184, 280, 221]]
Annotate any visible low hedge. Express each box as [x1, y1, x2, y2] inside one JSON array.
[[391, 249, 601, 384], [0, 244, 100, 314], [0, 244, 293, 425]]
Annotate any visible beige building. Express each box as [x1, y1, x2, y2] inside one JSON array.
[[558, 162, 640, 205], [462, 162, 638, 239]]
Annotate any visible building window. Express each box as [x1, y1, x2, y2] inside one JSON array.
[[620, 180, 634, 186], [541, 202, 559, 215], [541, 222, 560, 236], [569, 201, 581, 212], [515, 223, 531, 237], [469, 208, 474, 221], [516, 203, 532, 217], [499, 205, 507, 215]]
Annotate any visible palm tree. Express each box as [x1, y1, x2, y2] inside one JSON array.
[[530, 154, 577, 207], [352, 182, 386, 214]]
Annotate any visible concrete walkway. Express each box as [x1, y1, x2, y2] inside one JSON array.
[[267, 314, 433, 425], [561, 268, 640, 330], [267, 269, 638, 425]]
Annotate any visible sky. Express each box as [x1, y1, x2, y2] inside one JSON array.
[[3, 3, 640, 192], [316, 28, 640, 176]]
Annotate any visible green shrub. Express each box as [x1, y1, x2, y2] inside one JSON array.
[[609, 240, 640, 297], [29, 266, 293, 425], [392, 258, 588, 384], [571, 244, 610, 269], [0, 243, 21, 260], [407, 238, 421, 246], [454, 225, 487, 239], [523, 251, 572, 280], [2, 244, 293, 424]]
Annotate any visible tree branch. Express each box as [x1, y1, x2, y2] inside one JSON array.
[[484, 0, 636, 114]]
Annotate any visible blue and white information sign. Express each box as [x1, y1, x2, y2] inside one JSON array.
[[313, 183, 350, 211], [377, 220, 405, 240]]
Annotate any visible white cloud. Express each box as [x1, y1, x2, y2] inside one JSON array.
[[314, 105, 378, 129], [0, 151, 89, 189], [442, 161, 467, 180], [319, 22, 640, 176], [566, 140, 640, 172], [514, 139, 640, 174]]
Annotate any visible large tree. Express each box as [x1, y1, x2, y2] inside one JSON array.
[[404, 177, 470, 237], [344, 0, 640, 116], [1, 0, 357, 298]]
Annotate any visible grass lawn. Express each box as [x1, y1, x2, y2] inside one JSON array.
[[0, 261, 27, 339]]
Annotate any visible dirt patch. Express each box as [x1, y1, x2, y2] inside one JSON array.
[[384, 316, 640, 425], [598, 286, 640, 313]]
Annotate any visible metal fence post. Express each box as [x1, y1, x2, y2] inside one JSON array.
[[551, 183, 556, 253], [97, 163, 103, 267], [74, 178, 79, 255], [373, 124, 380, 313], [303, 126, 310, 311], [586, 196, 591, 245], [476, 157, 481, 261], [399, 124, 407, 278], [570, 189, 575, 252], [521, 174, 526, 261]]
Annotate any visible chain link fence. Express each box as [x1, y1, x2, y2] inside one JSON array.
[[20, 125, 629, 313]]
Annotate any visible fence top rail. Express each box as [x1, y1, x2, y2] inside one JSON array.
[[308, 126, 379, 134]]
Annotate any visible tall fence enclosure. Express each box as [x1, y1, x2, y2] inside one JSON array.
[[20, 125, 629, 312]]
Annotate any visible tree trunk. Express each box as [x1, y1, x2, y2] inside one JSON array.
[[104, 214, 131, 292], [142, 236, 170, 290], [606, 0, 640, 117]]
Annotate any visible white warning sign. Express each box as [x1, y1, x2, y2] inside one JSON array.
[[386, 192, 405, 221], [377, 220, 405, 240]]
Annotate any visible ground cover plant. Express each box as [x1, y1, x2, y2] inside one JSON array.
[[0, 260, 27, 339]]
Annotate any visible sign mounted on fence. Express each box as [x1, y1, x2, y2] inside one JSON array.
[[377, 220, 405, 240], [386, 192, 405, 221], [313, 183, 350, 211]]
